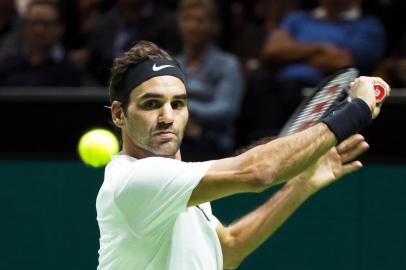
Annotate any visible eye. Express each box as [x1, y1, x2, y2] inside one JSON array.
[[171, 100, 186, 110], [141, 100, 161, 110]]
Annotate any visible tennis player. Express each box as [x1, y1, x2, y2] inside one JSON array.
[[96, 40, 389, 269]]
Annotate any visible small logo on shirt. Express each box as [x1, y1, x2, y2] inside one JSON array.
[[152, 64, 174, 71]]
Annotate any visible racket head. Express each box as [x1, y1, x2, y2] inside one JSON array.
[[279, 67, 359, 136]]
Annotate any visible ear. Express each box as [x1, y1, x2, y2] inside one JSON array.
[[111, 101, 125, 128]]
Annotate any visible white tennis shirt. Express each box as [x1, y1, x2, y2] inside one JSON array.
[[96, 155, 223, 270]]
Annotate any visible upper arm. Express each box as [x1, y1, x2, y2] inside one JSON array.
[[189, 122, 337, 207], [188, 155, 261, 207]]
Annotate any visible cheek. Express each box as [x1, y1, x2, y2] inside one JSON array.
[[127, 112, 153, 138]]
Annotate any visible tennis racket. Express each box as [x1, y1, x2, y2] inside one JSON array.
[[279, 68, 385, 136]]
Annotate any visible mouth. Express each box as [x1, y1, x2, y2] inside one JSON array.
[[153, 130, 177, 140]]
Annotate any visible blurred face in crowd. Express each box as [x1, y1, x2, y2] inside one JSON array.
[[118, 0, 149, 10], [319, 0, 360, 15], [23, 3, 62, 51], [179, 5, 215, 49], [113, 76, 189, 158]]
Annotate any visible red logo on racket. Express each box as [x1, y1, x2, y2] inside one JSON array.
[[374, 85, 385, 102], [298, 120, 315, 131], [326, 84, 340, 94]]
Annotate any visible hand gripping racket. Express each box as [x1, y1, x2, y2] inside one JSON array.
[[279, 68, 385, 136]]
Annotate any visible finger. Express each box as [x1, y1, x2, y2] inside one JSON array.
[[372, 105, 381, 119], [339, 161, 363, 177], [340, 141, 369, 163], [336, 134, 365, 155]]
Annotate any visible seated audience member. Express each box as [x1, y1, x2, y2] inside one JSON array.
[[238, 0, 385, 144], [0, 0, 21, 60], [87, 0, 181, 85], [263, 0, 385, 86], [0, 0, 81, 86], [227, 0, 300, 77], [0, 0, 16, 47], [176, 0, 244, 161]]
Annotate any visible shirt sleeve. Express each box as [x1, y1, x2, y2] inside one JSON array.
[[113, 157, 213, 236], [339, 17, 385, 74], [279, 11, 306, 35]]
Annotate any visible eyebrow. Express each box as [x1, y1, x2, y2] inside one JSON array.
[[138, 93, 188, 100]]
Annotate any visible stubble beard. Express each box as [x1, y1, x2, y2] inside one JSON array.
[[145, 133, 183, 158]]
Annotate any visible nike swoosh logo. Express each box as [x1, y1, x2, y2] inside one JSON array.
[[152, 64, 174, 71]]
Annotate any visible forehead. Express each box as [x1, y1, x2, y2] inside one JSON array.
[[130, 75, 186, 100], [27, 4, 58, 18], [182, 6, 211, 18]]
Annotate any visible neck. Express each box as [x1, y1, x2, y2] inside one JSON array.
[[30, 48, 48, 65], [186, 44, 209, 67]]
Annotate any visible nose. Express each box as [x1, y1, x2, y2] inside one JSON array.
[[158, 103, 174, 124]]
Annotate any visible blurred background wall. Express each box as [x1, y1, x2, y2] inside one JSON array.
[[1, 162, 405, 269]]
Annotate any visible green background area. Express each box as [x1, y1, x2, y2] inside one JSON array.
[[1, 162, 405, 269]]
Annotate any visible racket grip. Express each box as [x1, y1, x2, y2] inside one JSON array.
[[374, 84, 385, 103]]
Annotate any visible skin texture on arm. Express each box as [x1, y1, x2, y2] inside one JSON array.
[[188, 122, 337, 206], [262, 30, 325, 62], [217, 134, 368, 269], [305, 44, 354, 71], [188, 76, 389, 206]]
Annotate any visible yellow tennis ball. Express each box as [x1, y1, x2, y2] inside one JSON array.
[[78, 129, 119, 167]]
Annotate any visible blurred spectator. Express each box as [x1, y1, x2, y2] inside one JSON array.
[[0, 0, 16, 47], [0, 0, 81, 86], [87, 0, 181, 85], [263, 0, 385, 86], [236, 0, 385, 146], [225, 0, 300, 77], [176, 0, 244, 161], [64, 0, 102, 84], [15, 0, 32, 16]]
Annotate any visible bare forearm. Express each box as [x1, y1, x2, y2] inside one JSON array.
[[242, 123, 336, 186], [263, 41, 323, 62], [226, 175, 312, 265], [306, 48, 354, 71]]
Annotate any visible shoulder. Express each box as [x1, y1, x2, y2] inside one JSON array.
[[106, 156, 213, 192], [211, 47, 241, 70], [355, 15, 384, 30], [107, 156, 179, 180], [281, 10, 310, 24]]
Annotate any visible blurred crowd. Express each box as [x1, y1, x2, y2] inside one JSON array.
[[0, 0, 405, 159]]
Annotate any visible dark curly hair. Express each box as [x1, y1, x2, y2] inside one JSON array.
[[109, 40, 174, 111]]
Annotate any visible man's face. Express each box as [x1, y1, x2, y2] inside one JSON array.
[[23, 4, 62, 51], [319, 0, 357, 14], [179, 6, 213, 48], [119, 75, 189, 158]]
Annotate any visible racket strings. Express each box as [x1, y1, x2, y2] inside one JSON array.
[[281, 69, 359, 135]]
